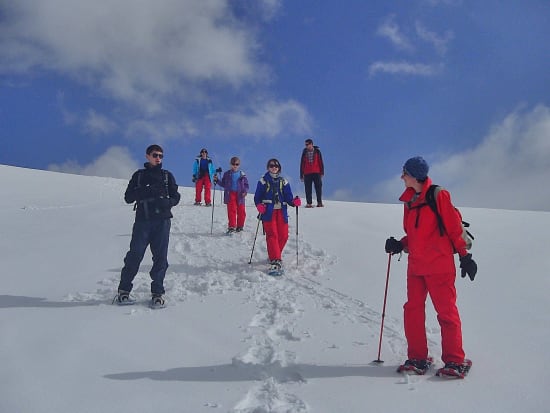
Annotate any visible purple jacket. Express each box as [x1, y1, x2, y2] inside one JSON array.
[[216, 170, 249, 205]]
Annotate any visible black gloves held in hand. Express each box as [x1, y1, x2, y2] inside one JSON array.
[[385, 237, 403, 255], [460, 253, 477, 281]]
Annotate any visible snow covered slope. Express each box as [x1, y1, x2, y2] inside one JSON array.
[[1, 164, 549, 412]]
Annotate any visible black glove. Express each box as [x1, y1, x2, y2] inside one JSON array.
[[459, 253, 477, 281], [216, 167, 223, 173], [192, 175, 197, 183], [385, 237, 403, 255]]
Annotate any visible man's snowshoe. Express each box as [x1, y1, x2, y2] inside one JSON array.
[[436, 359, 472, 379], [397, 357, 433, 375], [150, 294, 166, 309], [113, 290, 136, 306]]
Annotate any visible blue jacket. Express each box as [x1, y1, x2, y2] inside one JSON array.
[[192, 156, 216, 182], [216, 170, 249, 205], [254, 172, 296, 223]]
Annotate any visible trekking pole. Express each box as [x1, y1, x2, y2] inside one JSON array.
[[295, 205, 299, 267], [210, 182, 216, 235], [373, 253, 392, 364], [248, 214, 262, 264]]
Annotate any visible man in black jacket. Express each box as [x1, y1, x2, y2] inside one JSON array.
[[115, 144, 181, 308]]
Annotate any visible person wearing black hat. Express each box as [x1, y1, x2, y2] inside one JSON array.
[[192, 148, 216, 206], [385, 156, 477, 377], [115, 144, 181, 308]]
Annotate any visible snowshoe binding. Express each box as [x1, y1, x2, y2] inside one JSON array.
[[150, 294, 166, 309], [113, 290, 136, 306], [267, 260, 284, 277], [397, 357, 433, 375], [436, 359, 472, 379]]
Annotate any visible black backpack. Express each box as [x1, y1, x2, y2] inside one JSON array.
[[425, 185, 474, 250]]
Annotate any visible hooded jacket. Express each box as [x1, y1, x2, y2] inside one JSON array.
[[399, 177, 467, 275], [300, 146, 324, 178]]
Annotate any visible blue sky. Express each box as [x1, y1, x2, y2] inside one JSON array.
[[1, 0, 550, 210]]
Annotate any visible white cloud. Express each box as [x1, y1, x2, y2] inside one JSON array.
[[84, 110, 117, 136], [368, 61, 440, 77], [376, 15, 414, 52], [415, 22, 454, 56], [0, 0, 266, 113], [125, 118, 198, 142], [48, 146, 138, 179], [372, 104, 550, 211], [207, 99, 312, 138]]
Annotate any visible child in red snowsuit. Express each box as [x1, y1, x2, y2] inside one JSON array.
[[215, 157, 249, 233], [254, 158, 301, 273]]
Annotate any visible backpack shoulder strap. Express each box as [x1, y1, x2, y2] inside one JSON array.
[[426, 184, 445, 236], [163, 170, 170, 198]]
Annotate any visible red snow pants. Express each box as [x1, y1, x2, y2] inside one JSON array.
[[404, 272, 465, 364], [227, 191, 246, 229], [195, 176, 212, 204], [262, 209, 288, 261]]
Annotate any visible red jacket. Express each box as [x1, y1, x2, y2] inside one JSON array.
[[399, 177, 467, 276], [300, 146, 324, 178]]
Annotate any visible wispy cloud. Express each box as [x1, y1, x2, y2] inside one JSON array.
[[48, 146, 138, 179], [368, 61, 440, 77], [415, 22, 454, 56], [376, 15, 414, 52], [84, 110, 117, 136], [372, 104, 550, 211], [371, 12, 455, 78]]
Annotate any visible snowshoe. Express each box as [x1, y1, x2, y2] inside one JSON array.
[[226, 227, 236, 236], [150, 294, 166, 309], [236, 227, 244, 233], [193, 201, 202, 206], [397, 357, 433, 375], [436, 359, 472, 379], [113, 290, 136, 306], [267, 260, 284, 277]]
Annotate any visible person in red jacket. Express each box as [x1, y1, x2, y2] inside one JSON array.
[[300, 138, 324, 207], [385, 156, 477, 376]]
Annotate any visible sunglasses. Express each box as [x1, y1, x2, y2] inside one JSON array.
[[151, 153, 164, 159], [268, 164, 280, 168], [231, 163, 240, 166], [201, 151, 208, 154], [305, 143, 312, 146]]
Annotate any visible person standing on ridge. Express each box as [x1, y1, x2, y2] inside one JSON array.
[[115, 144, 181, 309], [254, 158, 301, 275], [385, 156, 477, 377], [192, 148, 216, 206], [215, 156, 249, 234], [300, 138, 324, 208]]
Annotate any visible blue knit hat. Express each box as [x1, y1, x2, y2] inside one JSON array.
[[403, 156, 429, 180]]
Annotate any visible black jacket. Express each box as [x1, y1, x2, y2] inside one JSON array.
[[124, 163, 181, 221]]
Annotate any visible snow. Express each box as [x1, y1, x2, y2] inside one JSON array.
[[1, 164, 549, 413]]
